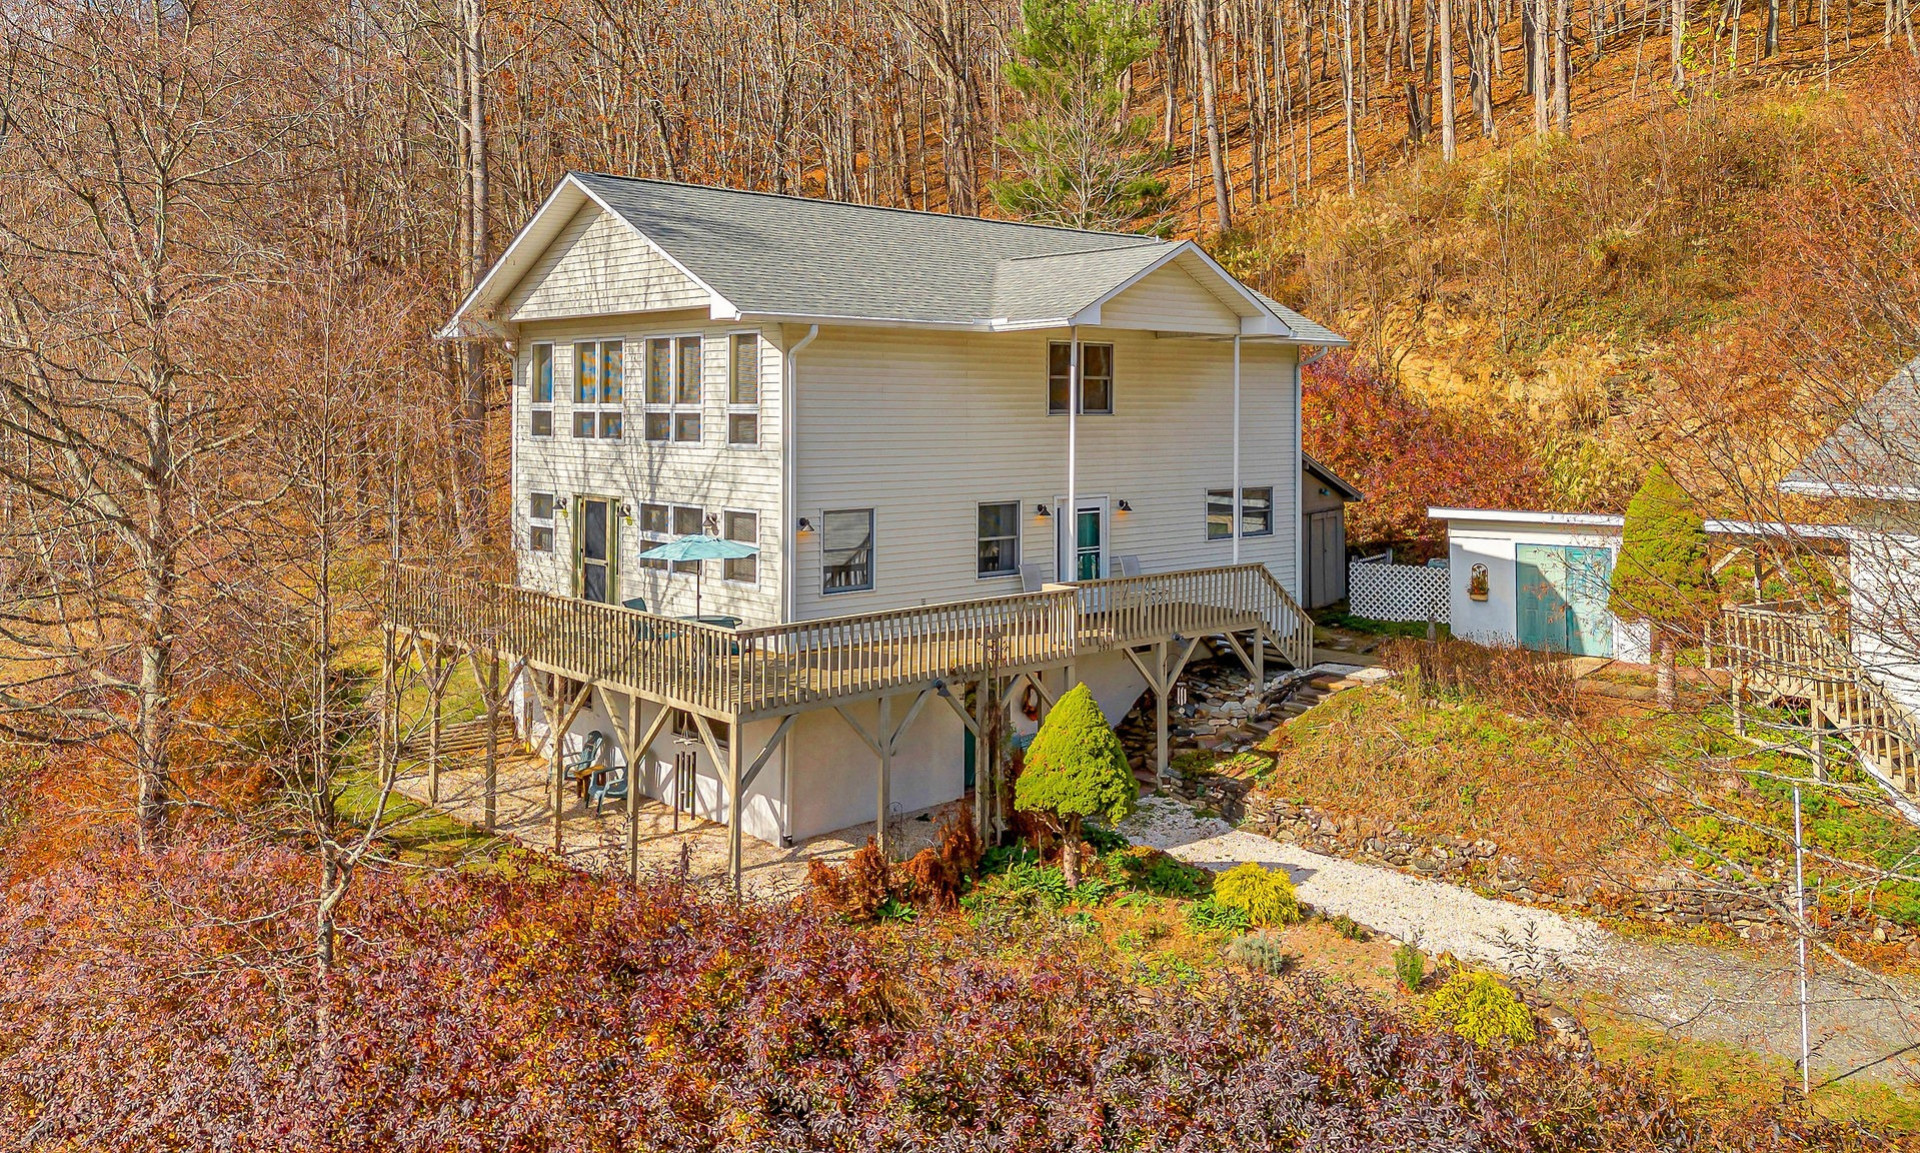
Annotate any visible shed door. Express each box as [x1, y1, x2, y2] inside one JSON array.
[[1515, 544, 1613, 657], [1304, 509, 1346, 609]]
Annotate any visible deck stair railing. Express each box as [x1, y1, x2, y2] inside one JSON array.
[[1722, 600, 1920, 798], [385, 560, 1315, 719]]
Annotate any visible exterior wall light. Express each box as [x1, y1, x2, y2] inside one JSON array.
[[797, 517, 814, 533], [1117, 500, 1133, 513], [1035, 504, 1052, 518]]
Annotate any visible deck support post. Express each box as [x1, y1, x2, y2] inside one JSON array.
[[1124, 636, 1201, 791], [727, 725, 745, 897], [876, 695, 893, 857], [624, 702, 676, 881], [530, 675, 595, 856], [1155, 656, 1170, 789]]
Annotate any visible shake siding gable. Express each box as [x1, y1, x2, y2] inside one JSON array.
[[511, 315, 785, 624], [789, 326, 1299, 621], [1097, 263, 1243, 334], [504, 203, 708, 322]]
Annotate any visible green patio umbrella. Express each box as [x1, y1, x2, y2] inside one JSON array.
[[635, 534, 758, 618]]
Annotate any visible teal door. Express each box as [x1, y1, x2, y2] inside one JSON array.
[[1515, 544, 1614, 657]]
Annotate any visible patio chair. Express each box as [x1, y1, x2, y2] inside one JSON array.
[[589, 760, 628, 815], [565, 730, 607, 799], [1020, 564, 1048, 594]]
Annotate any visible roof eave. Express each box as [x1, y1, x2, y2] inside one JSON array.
[[1780, 476, 1920, 501]]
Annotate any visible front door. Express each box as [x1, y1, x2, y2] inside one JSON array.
[[1515, 544, 1613, 657], [1056, 498, 1106, 582], [575, 495, 617, 603]]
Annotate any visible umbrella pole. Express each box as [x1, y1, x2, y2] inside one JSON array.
[[696, 565, 703, 618]]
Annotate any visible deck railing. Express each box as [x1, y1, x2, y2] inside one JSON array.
[[385, 561, 1314, 718], [1722, 600, 1920, 796]]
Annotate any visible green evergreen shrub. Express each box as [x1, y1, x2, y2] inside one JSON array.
[[1014, 683, 1138, 887], [1610, 463, 1714, 706], [1426, 970, 1536, 1045], [1210, 862, 1304, 927]]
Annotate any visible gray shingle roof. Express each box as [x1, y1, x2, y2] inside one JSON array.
[[1783, 357, 1920, 498], [567, 173, 1344, 342], [1253, 291, 1347, 347]]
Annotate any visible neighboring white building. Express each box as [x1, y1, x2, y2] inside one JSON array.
[[1429, 508, 1652, 662], [421, 174, 1345, 867]]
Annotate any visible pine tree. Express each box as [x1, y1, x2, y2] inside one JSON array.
[[989, 0, 1172, 233], [1014, 683, 1137, 886], [1609, 463, 1715, 708]]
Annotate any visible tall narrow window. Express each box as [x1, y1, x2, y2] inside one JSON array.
[[1239, 487, 1274, 537], [1047, 341, 1115, 415], [530, 344, 554, 437], [571, 339, 623, 439], [723, 510, 758, 583], [822, 508, 874, 594], [728, 332, 760, 445], [645, 336, 703, 443], [671, 505, 705, 574], [976, 501, 1020, 577], [528, 491, 555, 552]]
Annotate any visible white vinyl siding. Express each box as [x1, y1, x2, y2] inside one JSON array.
[[504, 203, 707, 322], [1097, 261, 1245, 334], [511, 315, 784, 624], [791, 327, 1299, 620]]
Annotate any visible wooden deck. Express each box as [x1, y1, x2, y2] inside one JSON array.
[[1721, 601, 1920, 799], [386, 561, 1313, 722]]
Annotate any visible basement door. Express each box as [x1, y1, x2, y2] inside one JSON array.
[[1514, 544, 1614, 657]]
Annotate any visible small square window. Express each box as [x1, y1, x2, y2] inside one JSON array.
[[728, 413, 758, 445], [530, 492, 555, 520], [673, 413, 702, 442], [530, 525, 554, 552], [639, 503, 668, 535], [573, 411, 597, 438], [1206, 489, 1235, 541], [672, 506, 705, 536], [599, 411, 623, 439], [531, 409, 553, 437], [645, 412, 671, 442]]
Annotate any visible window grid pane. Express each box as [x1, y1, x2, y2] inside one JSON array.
[[601, 341, 623, 403], [731, 334, 758, 405], [573, 411, 597, 438], [530, 526, 554, 552], [676, 337, 701, 405], [575, 343, 598, 404], [530, 492, 554, 520], [1240, 487, 1273, 537], [1206, 489, 1234, 540], [645, 413, 671, 441], [531, 409, 553, 437], [1046, 341, 1114, 414], [728, 413, 758, 445], [598, 411, 623, 439], [723, 511, 758, 582], [532, 346, 553, 403], [674, 413, 702, 442], [646, 339, 672, 405]]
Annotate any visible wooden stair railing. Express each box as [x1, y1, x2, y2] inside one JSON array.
[[1723, 601, 1920, 797]]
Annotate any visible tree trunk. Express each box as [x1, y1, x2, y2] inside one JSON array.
[[1193, 0, 1234, 230], [1060, 822, 1084, 887], [452, 0, 491, 547], [1656, 632, 1678, 709], [1440, 0, 1458, 159], [1533, 0, 1551, 134], [1553, 0, 1572, 132], [1671, 0, 1687, 89]]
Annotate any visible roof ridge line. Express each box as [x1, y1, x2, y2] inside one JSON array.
[[567, 170, 1173, 244]]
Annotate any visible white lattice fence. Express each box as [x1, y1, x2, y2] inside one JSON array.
[[1348, 560, 1450, 623]]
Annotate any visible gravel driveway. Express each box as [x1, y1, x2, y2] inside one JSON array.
[[1119, 795, 1920, 1085]]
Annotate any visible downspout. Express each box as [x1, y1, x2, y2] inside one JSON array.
[[1066, 325, 1080, 581], [1232, 334, 1242, 565], [779, 323, 818, 846]]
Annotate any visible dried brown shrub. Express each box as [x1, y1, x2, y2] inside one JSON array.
[[1380, 637, 1579, 720], [806, 838, 893, 922], [898, 806, 983, 910]]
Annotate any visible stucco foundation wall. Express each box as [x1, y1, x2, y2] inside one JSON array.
[[785, 696, 967, 842]]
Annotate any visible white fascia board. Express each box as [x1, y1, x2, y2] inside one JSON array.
[[1704, 519, 1860, 541], [1427, 506, 1625, 528], [437, 178, 584, 340], [1779, 476, 1920, 501]]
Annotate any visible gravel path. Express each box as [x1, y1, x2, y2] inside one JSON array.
[[1119, 796, 1608, 972], [1119, 795, 1920, 1084]]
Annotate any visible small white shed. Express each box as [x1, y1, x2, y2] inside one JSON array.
[[1429, 508, 1652, 662]]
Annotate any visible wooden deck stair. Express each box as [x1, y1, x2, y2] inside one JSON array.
[[1723, 602, 1920, 799]]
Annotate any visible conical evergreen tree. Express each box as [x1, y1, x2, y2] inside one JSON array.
[[1014, 682, 1137, 886], [1609, 463, 1715, 707]]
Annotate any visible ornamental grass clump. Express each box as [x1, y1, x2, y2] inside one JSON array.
[[1426, 969, 1537, 1046], [1210, 862, 1304, 927], [1014, 683, 1137, 887]]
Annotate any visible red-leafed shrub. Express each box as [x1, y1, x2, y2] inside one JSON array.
[[0, 823, 1878, 1151], [807, 836, 894, 921], [898, 806, 983, 909]]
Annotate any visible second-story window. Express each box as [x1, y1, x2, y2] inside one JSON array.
[[530, 344, 554, 437], [728, 332, 760, 445], [723, 510, 758, 583], [645, 335, 703, 443], [572, 339, 623, 439], [1047, 341, 1114, 415]]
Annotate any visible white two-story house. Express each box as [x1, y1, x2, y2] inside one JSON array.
[[422, 173, 1345, 879]]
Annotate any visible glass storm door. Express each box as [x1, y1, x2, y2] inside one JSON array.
[[575, 496, 616, 603], [1057, 499, 1105, 581]]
